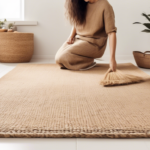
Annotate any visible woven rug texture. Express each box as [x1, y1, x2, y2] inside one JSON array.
[[0, 63, 150, 138]]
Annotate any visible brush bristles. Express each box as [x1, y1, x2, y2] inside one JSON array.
[[100, 69, 144, 86]]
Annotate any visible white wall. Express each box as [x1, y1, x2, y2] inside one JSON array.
[[17, 0, 150, 59]]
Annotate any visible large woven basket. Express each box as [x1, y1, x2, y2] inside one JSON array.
[[133, 51, 150, 69], [0, 32, 34, 63]]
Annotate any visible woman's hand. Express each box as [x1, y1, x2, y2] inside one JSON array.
[[67, 36, 75, 44], [66, 26, 76, 44], [110, 58, 117, 72]]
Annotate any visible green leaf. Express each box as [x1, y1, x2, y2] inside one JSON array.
[[133, 22, 142, 24], [8, 23, 14, 29], [142, 29, 150, 33], [143, 23, 150, 29], [142, 13, 150, 22]]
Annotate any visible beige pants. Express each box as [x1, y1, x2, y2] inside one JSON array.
[[55, 37, 106, 70]]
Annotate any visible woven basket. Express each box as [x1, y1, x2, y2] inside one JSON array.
[[0, 29, 7, 32], [133, 51, 150, 69], [0, 32, 34, 63]]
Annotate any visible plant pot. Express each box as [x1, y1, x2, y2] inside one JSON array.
[[7, 29, 13, 32], [133, 51, 150, 69]]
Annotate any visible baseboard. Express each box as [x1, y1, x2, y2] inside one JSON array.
[[32, 55, 55, 59], [32, 55, 134, 61], [97, 55, 134, 61]]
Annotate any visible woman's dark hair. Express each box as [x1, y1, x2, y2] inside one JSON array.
[[65, 0, 88, 26]]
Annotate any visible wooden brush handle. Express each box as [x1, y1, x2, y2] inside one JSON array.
[[106, 68, 113, 74]]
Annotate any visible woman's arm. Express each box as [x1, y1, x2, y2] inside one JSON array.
[[108, 32, 117, 71], [67, 26, 76, 44]]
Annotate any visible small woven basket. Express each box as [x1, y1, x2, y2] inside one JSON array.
[[133, 51, 150, 69], [0, 29, 7, 32], [0, 32, 34, 63]]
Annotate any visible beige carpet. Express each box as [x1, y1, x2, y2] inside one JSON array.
[[0, 63, 150, 138]]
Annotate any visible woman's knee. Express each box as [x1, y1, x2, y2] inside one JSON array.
[[55, 52, 60, 64], [55, 52, 68, 65]]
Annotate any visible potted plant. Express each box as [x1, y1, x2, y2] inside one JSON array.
[[133, 13, 150, 69], [133, 13, 150, 32], [8, 23, 14, 32], [0, 19, 7, 32]]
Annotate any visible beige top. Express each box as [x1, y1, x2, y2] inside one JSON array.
[[75, 0, 117, 48]]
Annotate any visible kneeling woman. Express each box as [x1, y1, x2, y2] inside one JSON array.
[[55, 0, 117, 71]]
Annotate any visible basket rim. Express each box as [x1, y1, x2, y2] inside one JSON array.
[[133, 51, 150, 55], [0, 32, 34, 35]]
